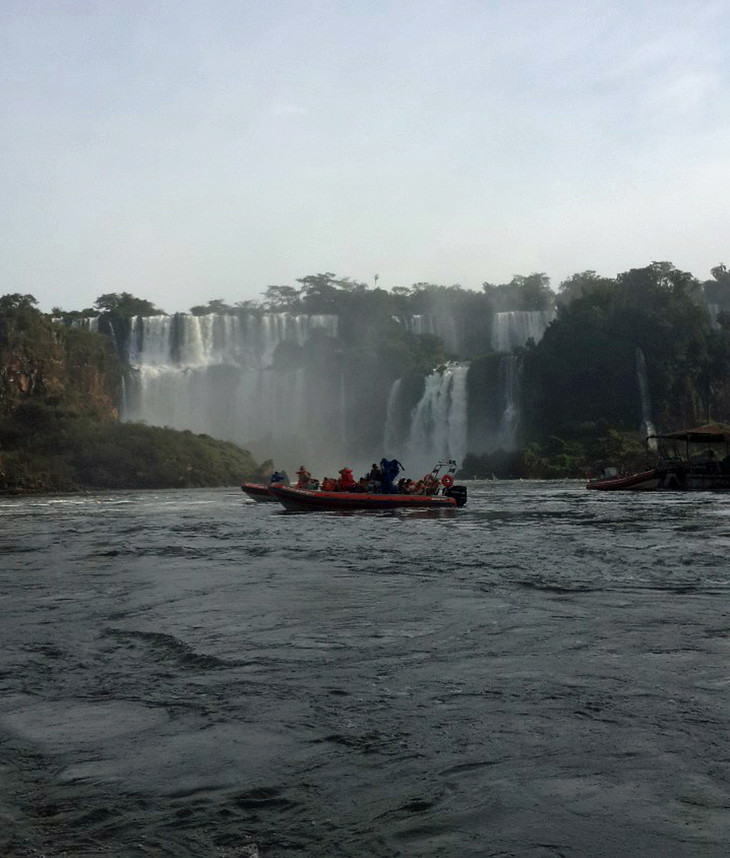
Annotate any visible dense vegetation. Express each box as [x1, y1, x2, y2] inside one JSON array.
[[0, 404, 264, 492], [460, 429, 650, 480], [0, 295, 263, 492], [518, 264, 730, 476]]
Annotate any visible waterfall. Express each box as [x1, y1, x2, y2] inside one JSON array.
[[123, 312, 341, 466], [491, 310, 554, 352], [393, 314, 437, 337], [339, 369, 347, 446], [402, 363, 469, 476], [636, 347, 656, 448], [384, 358, 524, 472], [383, 379, 403, 453], [707, 303, 722, 330], [496, 355, 521, 450], [119, 372, 127, 420], [128, 316, 175, 367], [392, 313, 462, 354], [53, 315, 101, 332], [126, 312, 338, 371]]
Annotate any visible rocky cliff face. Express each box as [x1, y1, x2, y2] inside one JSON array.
[[0, 299, 121, 421]]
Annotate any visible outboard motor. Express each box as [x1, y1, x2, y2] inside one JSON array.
[[444, 484, 467, 507]]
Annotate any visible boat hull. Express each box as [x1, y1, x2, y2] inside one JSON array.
[[588, 425, 730, 492], [662, 472, 730, 491], [269, 484, 460, 511], [587, 468, 730, 491], [241, 482, 277, 502], [587, 469, 661, 491]]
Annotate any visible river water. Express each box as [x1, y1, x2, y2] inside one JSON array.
[[1, 482, 729, 857]]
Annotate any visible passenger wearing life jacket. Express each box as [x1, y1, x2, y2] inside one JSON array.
[[296, 465, 312, 488], [422, 474, 440, 495], [321, 476, 337, 491], [337, 467, 356, 491]]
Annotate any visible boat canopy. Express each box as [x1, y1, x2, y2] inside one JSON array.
[[648, 424, 730, 444]]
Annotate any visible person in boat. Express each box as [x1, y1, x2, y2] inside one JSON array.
[[296, 465, 313, 488], [379, 458, 404, 494], [337, 467, 356, 491], [416, 473, 439, 495], [270, 470, 289, 485], [321, 476, 337, 491], [425, 474, 440, 494], [363, 463, 382, 492], [396, 477, 414, 494]]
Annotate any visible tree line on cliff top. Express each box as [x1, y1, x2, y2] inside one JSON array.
[[49, 263, 730, 320]]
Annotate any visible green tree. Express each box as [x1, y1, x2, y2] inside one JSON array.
[[94, 292, 164, 317], [522, 261, 715, 440], [297, 273, 369, 312], [189, 298, 232, 315], [262, 285, 301, 310], [0, 293, 38, 313], [297, 273, 340, 312], [482, 273, 554, 311], [703, 263, 730, 309], [557, 271, 615, 306], [0, 294, 47, 351], [512, 273, 553, 310]]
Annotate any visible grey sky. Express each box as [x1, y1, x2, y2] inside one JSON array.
[[2, 0, 729, 313]]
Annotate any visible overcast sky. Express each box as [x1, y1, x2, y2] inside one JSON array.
[[2, 0, 730, 313]]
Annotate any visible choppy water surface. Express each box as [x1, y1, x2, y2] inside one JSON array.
[[1, 482, 729, 857]]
